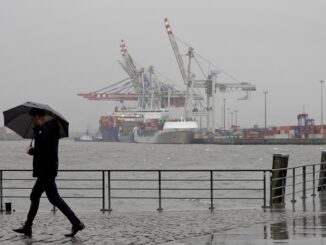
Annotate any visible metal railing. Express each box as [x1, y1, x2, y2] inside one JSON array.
[[0, 169, 107, 213], [0, 169, 271, 212], [270, 162, 326, 206]]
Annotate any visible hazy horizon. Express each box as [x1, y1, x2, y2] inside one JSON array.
[[1, 0, 325, 133]]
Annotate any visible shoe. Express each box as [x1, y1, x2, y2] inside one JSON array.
[[64, 222, 85, 237], [13, 225, 32, 237]]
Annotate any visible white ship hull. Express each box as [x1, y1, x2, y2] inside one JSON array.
[[134, 129, 195, 144], [134, 121, 198, 144]]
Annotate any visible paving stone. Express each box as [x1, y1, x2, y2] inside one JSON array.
[[0, 208, 288, 244], [3, 196, 325, 245]]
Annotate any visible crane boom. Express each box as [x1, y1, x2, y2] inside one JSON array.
[[164, 18, 188, 85], [120, 40, 138, 80], [119, 40, 142, 94]]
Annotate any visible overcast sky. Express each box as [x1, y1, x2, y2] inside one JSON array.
[[1, 0, 325, 132]]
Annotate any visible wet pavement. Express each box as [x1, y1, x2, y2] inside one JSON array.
[[1, 196, 326, 244], [168, 194, 326, 245]]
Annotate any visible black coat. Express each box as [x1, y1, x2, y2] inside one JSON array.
[[28, 119, 59, 178]]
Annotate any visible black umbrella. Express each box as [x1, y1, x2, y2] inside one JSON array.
[[3, 101, 69, 139]]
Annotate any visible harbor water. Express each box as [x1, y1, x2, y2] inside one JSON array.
[[0, 140, 325, 213]]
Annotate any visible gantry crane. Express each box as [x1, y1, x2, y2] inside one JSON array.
[[78, 40, 202, 109], [118, 39, 161, 109], [164, 18, 256, 131]]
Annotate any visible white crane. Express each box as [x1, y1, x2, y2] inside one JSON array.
[[117, 39, 199, 110], [164, 18, 197, 119], [164, 18, 256, 131], [164, 18, 188, 85]]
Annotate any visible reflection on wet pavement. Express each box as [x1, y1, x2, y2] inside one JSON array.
[[169, 193, 326, 245]]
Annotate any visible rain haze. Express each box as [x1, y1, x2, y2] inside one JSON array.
[[0, 0, 325, 133]]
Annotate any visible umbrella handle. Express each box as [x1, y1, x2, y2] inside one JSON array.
[[30, 134, 34, 147]]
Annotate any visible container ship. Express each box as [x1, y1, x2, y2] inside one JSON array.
[[99, 107, 169, 142], [99, 108, 144, 142], [99, 107, 198, 143]]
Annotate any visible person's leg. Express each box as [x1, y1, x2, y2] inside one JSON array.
[[13, 178, 44, 236], [25, 178, 45, 227], [44, 178, 81, 226]]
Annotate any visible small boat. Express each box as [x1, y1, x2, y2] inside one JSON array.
[[74, 130, 102, 142]]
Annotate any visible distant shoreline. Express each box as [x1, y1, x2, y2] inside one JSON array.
[[2, 137, 326, 145], [194, 138, 326, 145]]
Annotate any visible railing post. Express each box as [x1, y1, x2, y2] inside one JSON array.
[[312, 165, 316, 197], [262, 171, 267, 208], [157, 170, 163, 212], [270, 173, 273, 207], [318, 151, 326, 192], [302, 166, 307, 199], [291, 168, 296, 203], [108, 170, 112, 212], [209, 170, 214, 211], [271, 154, 289, 208], [0, 170, 3, 213], [101, 171, 105, 212]]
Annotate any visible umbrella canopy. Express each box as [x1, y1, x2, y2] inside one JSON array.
[[3, 101, 69, 139]]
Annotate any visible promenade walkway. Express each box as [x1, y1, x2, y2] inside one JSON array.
[[1, 195, 324, 245]]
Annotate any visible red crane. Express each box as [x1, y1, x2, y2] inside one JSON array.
[[78, 40, 188, 107]]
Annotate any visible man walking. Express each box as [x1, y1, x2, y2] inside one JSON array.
[[13, 108, 85, 237]]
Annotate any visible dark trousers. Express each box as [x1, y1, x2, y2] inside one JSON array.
[[25, 178, 80, 228]]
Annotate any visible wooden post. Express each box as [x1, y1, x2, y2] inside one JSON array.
[[318, 151, 326, 192], [0, 170, 3, 213], [271, 154, 289, 207]]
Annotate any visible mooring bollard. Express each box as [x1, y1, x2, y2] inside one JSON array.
[[318, 151, 326, 192], [5, 202, 12, 214], [271, 154, 289, 208]]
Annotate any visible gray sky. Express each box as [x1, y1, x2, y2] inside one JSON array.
[[1, 0, 325, 132]]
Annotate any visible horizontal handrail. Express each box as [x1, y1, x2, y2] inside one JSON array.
[[111, 196, 264, 200], [0, 169, 272, 172], [0, 168, 269, 212], [3, 178, 101, 181], [3, 196, 102, 199], [111, 187, 264, 191]]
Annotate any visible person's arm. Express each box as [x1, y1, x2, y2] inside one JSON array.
[[27, 125, 52, 155]]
